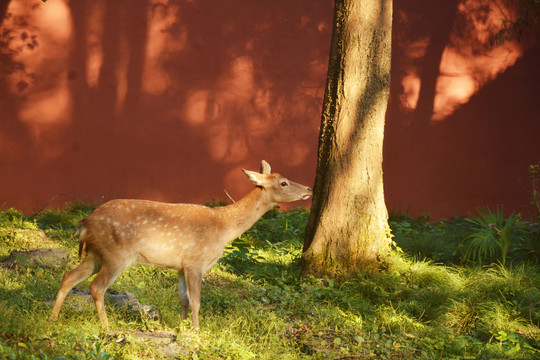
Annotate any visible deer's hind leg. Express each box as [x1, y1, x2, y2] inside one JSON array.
[[178, 270, 190, 321], [178, 268, 203, 330], [50, 252, 101, 321], [89, 259, 130, 330]]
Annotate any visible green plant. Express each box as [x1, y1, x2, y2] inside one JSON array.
[[460, 206, 523, 266], [389, 214, 464, 263], [528, 223, 540, 258], [529, 161, 540, 219], [222, 237, 264, 271], [494, 330, 539, 355], [1, 206, 539, 359], [510, 222, 540, 263]]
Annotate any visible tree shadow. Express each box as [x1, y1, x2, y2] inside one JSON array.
[[384, 0, 540, 218], [0, 0, 333, 211]]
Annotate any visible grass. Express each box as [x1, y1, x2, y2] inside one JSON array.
[[0, 206, 538, 359]]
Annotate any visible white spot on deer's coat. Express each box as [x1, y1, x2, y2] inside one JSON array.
[[113, 221, 120, 227]]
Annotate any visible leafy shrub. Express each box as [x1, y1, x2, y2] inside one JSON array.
[[509, 222, 540, 264], [389, 213, 466, 263], [459, 207, 525, 266], [528, 161, 540, 218]]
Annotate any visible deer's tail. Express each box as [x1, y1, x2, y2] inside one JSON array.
[[75, 218, 88, 259]]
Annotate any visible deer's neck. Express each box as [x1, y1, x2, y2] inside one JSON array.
[[218, 188, 274, 244]]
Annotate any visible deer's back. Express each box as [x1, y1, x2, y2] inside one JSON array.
[[80, 199, 223, 270]]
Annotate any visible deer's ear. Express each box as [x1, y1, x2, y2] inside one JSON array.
[[243, 169, 265, 186], [260, 160, 271, 174]]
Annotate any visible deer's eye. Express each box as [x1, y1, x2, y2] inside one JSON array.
[[281, 181, 288, 187]]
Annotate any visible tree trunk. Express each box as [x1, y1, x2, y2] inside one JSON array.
[[302, 0, 393, 277]]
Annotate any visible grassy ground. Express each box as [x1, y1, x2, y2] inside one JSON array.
[[0, 206, 539, 359]]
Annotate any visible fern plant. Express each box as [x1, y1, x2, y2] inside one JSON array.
[[461, 207, 521, 266]]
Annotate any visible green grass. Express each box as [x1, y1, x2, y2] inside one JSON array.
[[0, 206, 539, 359]]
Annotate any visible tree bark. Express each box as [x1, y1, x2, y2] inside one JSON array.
[[302, 0, 393, 277]]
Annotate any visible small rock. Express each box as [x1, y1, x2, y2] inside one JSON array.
[[108, 290, 161, 320], [108, 331, 186, 358], [46, 288, 160, 320], [2, 248, 70, 268]]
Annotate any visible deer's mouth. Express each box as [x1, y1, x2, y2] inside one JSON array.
[[301, 194, 312, 200]]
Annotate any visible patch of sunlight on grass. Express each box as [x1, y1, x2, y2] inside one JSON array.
[[375, 304, 425, 334]]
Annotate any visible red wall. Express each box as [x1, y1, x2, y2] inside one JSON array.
[[1, 0, 539, 219], [385, 0, 540, 218]]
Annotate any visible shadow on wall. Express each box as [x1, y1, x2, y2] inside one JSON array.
[[0, 0, 333, 212], [385, 0, 540, 218], [2, 0, 539, 219]]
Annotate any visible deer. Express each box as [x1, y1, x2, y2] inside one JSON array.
[[49, 160, 312, 330]]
